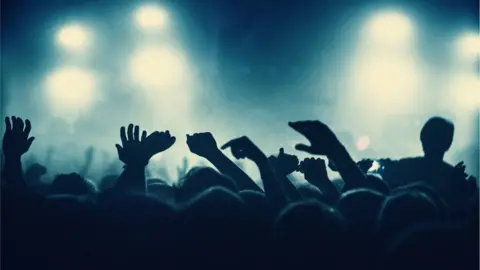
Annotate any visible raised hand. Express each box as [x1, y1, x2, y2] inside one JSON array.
[[288, 120, 340, 156], [3, 116, 35, 158], [186, 132, 218, 158], [297, 157, 328, 181], [269, 148, 299, 176], [357, 159, 374, 173], [221, 136, 266, 163], [142, 130, 176, 160], [115, 124, 175, 167]]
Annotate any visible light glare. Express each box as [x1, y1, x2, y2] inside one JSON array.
[[45, 67, 96, 112], [364, 11, 414, 45], [356, 135, 370, 151], [134, 5, 168, 30], [130, 46, 186, 88], [56, 24, 91, 51], [457, 33, 480, 60]]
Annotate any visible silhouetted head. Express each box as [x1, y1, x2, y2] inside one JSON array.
[[98, 174, 119, 192], [274, 200, 346, 269], [338, 188, 385, 235], [420, 117, 454, 159], [393, 182, 450, 220], [376, 190, 440, 242], [175, 166, 238, 203], [296, 183, 327, 203], [50, 173, 97, 196], [175, 187, 251, 269], [147, 178, 174, 205], [25, 163, 47, 185]]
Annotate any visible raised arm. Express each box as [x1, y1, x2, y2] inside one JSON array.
[[114, 124, 175, 194], [186, 132, 260, 192], [298, 157, 340, 204], [221, 136, 287, 208], [2, 116, 35, 192], [268, 148, 302, 201], [289, 121, 366, 190]]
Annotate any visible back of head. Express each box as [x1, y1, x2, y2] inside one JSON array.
[[274, 200, 346, 268], [296, 183, 327, 203], [420, 117, 454, 158], [393, 182, 450, 219], [175, 166, 238, 203], [338, 188, 385, 235], [50, 173, 97, 197], [175, 187, 250, 269], [377, 190, 440, 242]]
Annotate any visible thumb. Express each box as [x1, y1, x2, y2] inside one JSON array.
[[279, 148, 284, 155], [27, 137, 35, 148], [115, 144, 123, 156], [295, 143, 314, 154]]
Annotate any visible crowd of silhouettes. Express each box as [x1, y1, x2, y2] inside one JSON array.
[[2, 115, 478, 270]]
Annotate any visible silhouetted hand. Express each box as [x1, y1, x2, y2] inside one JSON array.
[[221, 136, 266, 163], [115, 124, 175, 166], [269, 148, 299, 175], [453, 161, 468, 180], [186, 132, 218, 158], [357, 159, 374, 173], [288, 120, 340, 156], [297, 158, 328, 181], [3, 116, 35, 158], [142, 130, 176, 160]]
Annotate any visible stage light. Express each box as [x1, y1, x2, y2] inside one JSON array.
[[363, 11, 414, 46], [130, 46, 186, 88], [134, 4, 168, 30], [45, 67, 96, 111], [356, 135, 370, 151], [457, 33, 480, 60], [56, 24, 91, 51]]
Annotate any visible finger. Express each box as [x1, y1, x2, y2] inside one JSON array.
[[295, 143, 314, 154], [24, 119, 32, 138], [279, 148, 284, 155], [141, 130, 147, 141], [5, 117, 11, 131], [120, 126, 127, 145], [11, 116, 17, 130], [16, 117, 24, 132], [26, 137, 35, 150], [127, 124, 134, 141], [170, 136, 176, 144], [134, 125, 140, 142], [166, 131, 171, 137], [115, 144, 123, 156], [221, 139, 235, 150]]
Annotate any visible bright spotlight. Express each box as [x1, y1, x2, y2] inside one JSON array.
[[364, 11, 414, 45], [56, 24, 91, 51], [356, 135, 371, 151], [130, 46, 186, 88], [45, 67, 96, 111], [457, 33, 480, 60], [134, 5, 168, 30]]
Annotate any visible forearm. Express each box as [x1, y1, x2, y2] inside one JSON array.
[[3, 155, 27, 191], [306, 176, 340, 204], [114, 164, 146, 193], [255, 157, 288, 208], [206, 150, 261, 192], [328, 144, 366, 189], [277, 174, 302, 201]]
